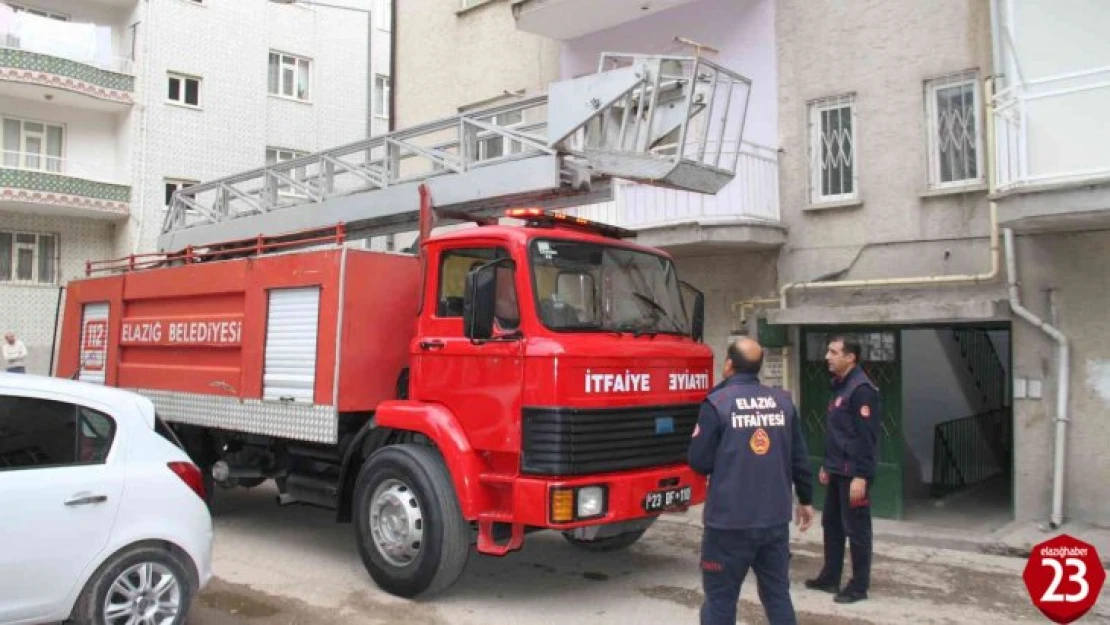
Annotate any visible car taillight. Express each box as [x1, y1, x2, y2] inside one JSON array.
[[168, 461, 207, 501]]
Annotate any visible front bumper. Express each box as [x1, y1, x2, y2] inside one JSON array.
[[510, 463, 706, 529]]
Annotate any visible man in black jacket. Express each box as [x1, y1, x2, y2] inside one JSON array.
[[688, 336, 815, 625], [805, 334, 881, 604]]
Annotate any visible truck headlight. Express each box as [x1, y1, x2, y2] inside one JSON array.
[[577, 486, 606, 519]]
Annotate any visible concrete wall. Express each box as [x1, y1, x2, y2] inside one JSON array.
[[674, 251, 778, 373], [1010, 230, 1110, 525], [394, 0, 560, 128], [775, 0, 995, 297]]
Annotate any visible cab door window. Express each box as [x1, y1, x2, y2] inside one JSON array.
[[436, 247, 520, 331]]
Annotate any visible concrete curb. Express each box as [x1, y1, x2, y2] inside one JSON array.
[[656, 506, 1110, 569]]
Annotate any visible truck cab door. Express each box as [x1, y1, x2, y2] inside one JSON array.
[[413, 244, 524, 453]]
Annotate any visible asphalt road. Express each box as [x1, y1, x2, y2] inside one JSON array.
[[179, 482, 1091, 625]]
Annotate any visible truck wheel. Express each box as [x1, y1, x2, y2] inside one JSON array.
[[353, 444, 470, 598], [562, 528, 648, 552]]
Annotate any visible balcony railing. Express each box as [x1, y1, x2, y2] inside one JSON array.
[[0, 12, 135, 101], [571, 141, 780, 228], [0, 150, 130, 211], [993, 66, 1110, 192]]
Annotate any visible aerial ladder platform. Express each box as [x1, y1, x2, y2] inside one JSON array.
[[158, 53, 752, 254]]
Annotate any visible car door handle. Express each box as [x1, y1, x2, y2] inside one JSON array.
[[419, 340, 445, 351], [65, 493, 108, 507]]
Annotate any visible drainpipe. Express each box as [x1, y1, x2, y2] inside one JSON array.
[[1003, 227, 1069, 528], [778, 76, 1003, 309]]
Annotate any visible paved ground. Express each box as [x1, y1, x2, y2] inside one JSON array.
[[184, 483, 1110, 624]]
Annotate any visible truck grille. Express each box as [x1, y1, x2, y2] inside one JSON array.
[[521, 404, 700, 475]]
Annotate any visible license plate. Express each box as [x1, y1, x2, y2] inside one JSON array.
[[643, 485, 692, 512]]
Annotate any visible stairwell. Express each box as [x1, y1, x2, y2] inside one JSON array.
[[931, 328, 1011, 498]]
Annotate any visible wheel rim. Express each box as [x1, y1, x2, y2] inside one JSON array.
[[369, 478, 424, 567], [102, 562, 182, 625]]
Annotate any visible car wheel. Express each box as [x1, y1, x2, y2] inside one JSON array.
[[71, 544, 195, 625], [353, 444, 470, 598], [562, 527, 649, 552]]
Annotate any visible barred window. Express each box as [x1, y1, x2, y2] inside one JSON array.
[[926, 70, 983, 188], [808, 94, 857, 203]]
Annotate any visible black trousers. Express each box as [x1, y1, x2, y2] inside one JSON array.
[[700, 523, 796, 625], [819, 473, 873, 592]]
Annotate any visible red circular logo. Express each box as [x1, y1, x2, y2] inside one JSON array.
[[1022, 534, 1105, 624]]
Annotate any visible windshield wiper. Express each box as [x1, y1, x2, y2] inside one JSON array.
[[631, 292, 683, 333], [616, 320, 656, 338]]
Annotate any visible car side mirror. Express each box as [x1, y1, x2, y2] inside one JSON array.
[[464, 258, 514, 341], [680, 281, 705, 343]]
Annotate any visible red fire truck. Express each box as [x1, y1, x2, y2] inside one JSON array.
[[57, 52, 752, 597]]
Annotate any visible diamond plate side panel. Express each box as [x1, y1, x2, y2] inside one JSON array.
[[130, 388, 338, 444]]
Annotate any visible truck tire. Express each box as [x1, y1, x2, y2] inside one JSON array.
[[562, 527, 648, 552], [352, 444, 470, 598]]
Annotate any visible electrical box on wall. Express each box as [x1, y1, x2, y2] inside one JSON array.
[[757, 318, 789, 348]]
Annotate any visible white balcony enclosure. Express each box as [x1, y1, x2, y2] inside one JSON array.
[[991, 0, 1110, 233], [0, 4, 135, 110], [571, 141, 784, 254], [511, 0, 699, 41]]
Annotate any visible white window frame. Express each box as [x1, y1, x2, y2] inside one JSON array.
[[268, 51, 312, 102], [2, 116, 65, 173], [0, 230, 57, 285], [373, 74, 390, 119], [925, 70, 984, 190], [167, 72, 201, 108], [376, 0, 391, 30], [266, 147, 310, 198], [7, 3, 68, 20], [807, 93, 858, 204], [163, 178, 199, 210]]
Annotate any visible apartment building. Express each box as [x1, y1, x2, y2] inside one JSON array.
[[511, 0, 1108, 529], [0, 0, 390, 374]]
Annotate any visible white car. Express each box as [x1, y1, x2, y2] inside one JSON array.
[[0, 373, 213, 625]]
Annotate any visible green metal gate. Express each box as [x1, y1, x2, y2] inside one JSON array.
[[800, 328, 903, 519]]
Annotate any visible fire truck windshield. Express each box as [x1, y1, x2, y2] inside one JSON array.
[[529, 238, 690, 335]]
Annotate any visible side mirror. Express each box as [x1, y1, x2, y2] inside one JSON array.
[[464, 258, 513, 340], [679, 281, 705, 343]]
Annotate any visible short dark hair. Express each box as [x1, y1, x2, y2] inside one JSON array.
[[727, 340, 763, 374], [828, 334, 862, 364]]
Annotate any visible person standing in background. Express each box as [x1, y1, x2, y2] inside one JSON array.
[[3, 332, 28, 373]]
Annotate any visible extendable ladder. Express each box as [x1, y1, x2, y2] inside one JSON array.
[[159, 53, 752, 253]]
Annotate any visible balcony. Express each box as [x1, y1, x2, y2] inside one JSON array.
[[0, 14, 135, 110], [511, 0, 698, 40], [992, 67, 1110, 233], [0, 152, 130, 220], [570, 142, 785, 254]]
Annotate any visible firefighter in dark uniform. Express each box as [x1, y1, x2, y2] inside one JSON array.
[[688, 336, 815, 625], [805, 334, 881, 604]]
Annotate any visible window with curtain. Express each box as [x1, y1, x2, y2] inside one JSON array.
[[268, 51, 311, 102], [2, 117, 64, 173]]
